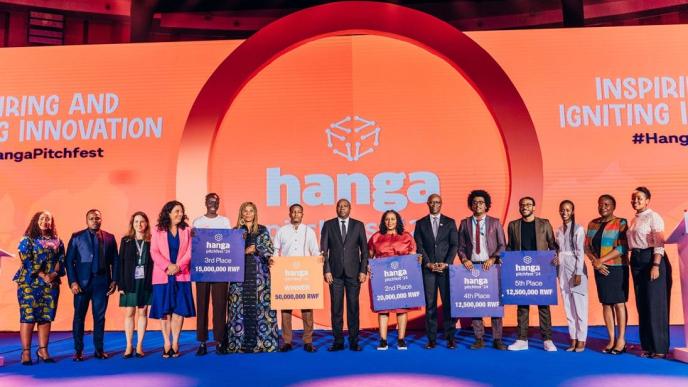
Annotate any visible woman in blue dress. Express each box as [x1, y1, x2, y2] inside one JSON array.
[[149, 200, 195, 358]]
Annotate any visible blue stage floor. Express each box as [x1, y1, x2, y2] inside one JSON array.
[[0, 326, 686, 387]]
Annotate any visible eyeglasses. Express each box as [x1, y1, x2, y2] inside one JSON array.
[[471, 200, 486, 205]]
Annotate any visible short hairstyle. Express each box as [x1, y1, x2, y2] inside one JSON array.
[[289, 203, 303, 212], [598, 194, 616, 207], [336, 198, 351, 206], [86, 209, 101, 218], [205, 192, 219, 201], [519, 196, 536, 206], [467, 190, 492, 212], [634, 186, 652, 199], [379, 210, 404, 235]]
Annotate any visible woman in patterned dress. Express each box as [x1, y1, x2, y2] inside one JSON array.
[[367, 210, 421, 351], [226, 202, 278, 353], [14, 211, 65, 365]]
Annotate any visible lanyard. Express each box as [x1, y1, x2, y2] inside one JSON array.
[[135, 240, 145, 266]]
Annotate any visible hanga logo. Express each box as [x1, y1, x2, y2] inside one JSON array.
[[523, 255, 533, 264], [325, 115, 380, 162], [390, 260, 400, 270], [471, 269, 480, 277], [214, 233, 223, 242]]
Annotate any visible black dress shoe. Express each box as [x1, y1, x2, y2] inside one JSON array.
[[73, 351, 85, 362], [425, 341, 436, 349], [327, 343, 345, 352], [196, 342, 207, 356], [135, 351, 145, 358], [94, 351, 109, 359], [280, 343, 293, 352], [447, 339, 456, 349], [304, 343, 317, 353], [123, 350, 134, 359], [349, 343, 363, 351]]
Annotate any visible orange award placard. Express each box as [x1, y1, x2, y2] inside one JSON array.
[[271, 256, 325, 310]]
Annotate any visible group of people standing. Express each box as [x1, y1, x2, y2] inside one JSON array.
[[12, 187, 673, 365]]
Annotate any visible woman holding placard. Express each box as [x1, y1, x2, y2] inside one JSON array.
[[367, 210, 420, 351], [226, 201, 278, 353]]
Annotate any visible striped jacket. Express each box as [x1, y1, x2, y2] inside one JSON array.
[[584, 217, 628, 266]]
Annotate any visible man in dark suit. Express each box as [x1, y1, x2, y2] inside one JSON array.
[[414, 194, 459, 349], [66, 209, 119, 361], [321, 198, 369, 351], [458, 190, 507, 350], [505, 196, 557, 352]]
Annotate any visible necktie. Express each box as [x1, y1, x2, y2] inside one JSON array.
[[475, 219, 481, 254], [432, 217, 439, 239], [341, 220, 347, 242]]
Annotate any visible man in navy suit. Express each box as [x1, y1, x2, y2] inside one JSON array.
[[414, 194, 459, 349], [66, 209, 119, 361]]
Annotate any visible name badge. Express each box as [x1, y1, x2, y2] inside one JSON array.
[[134, 265, 145, 280]]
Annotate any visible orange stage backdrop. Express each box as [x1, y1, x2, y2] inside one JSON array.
[[1, 25, 687, 331]]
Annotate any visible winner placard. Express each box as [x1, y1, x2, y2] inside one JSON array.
[[449, 265, 503, 318], [369, 255, 425, 311], [191, 228, 245, 282], [271, 256, 324, 310], [500, 250, 557, 305]]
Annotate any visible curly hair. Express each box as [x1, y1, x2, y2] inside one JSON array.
[[24, 211, 58, 239], [379, 210, 404, 235], [156, 200, 189, 231], [467, 189, 492, 212]]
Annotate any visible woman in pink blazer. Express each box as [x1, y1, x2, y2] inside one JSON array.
[[149, 200, 196, 358]]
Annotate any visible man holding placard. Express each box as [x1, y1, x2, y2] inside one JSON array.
[[192, 193, 231, 356], [458, 190, 507, 350], [273, 204, 321, 353], [505, 196, 558, 352]]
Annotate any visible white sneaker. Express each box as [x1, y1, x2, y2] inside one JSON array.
[[508, 340, 529, 351], [543, 340, 557, 352]]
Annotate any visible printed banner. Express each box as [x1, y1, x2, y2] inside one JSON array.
[[191, 228, 245, 282], [500, 250, 557, 305], [270, 256, 324, 310], [449, 265, 503, 317], [369, 254, 425, 311]]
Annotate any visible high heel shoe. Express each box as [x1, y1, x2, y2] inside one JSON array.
[[21, 348, 32, 366], [610, 345, 627, 355], [162, 346, 171, 359], [35, 346, 55, 363]]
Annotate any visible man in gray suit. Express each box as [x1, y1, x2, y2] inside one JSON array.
[[321, 199, 369, 352], [458, 190, 507, 350]]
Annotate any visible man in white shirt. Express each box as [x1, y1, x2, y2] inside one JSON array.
[[273, 204, 320, 353], [192, 193, 231, 356]]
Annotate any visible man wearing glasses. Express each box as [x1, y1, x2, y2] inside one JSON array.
[[458, 190, 507, 350], [414, 194, 459, 349], [506, 196, 558, 352]]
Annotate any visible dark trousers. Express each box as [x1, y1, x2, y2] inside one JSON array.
[[631, 249, 672, 354], [195, 281, 229, 343], [73, 274, 109, 352], [329, 275, 360, 345], [422, 270, 456, 341], [516, 305, 552, 340]]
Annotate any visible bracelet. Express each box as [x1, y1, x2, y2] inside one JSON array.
[[652, 263, 660, 267]]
